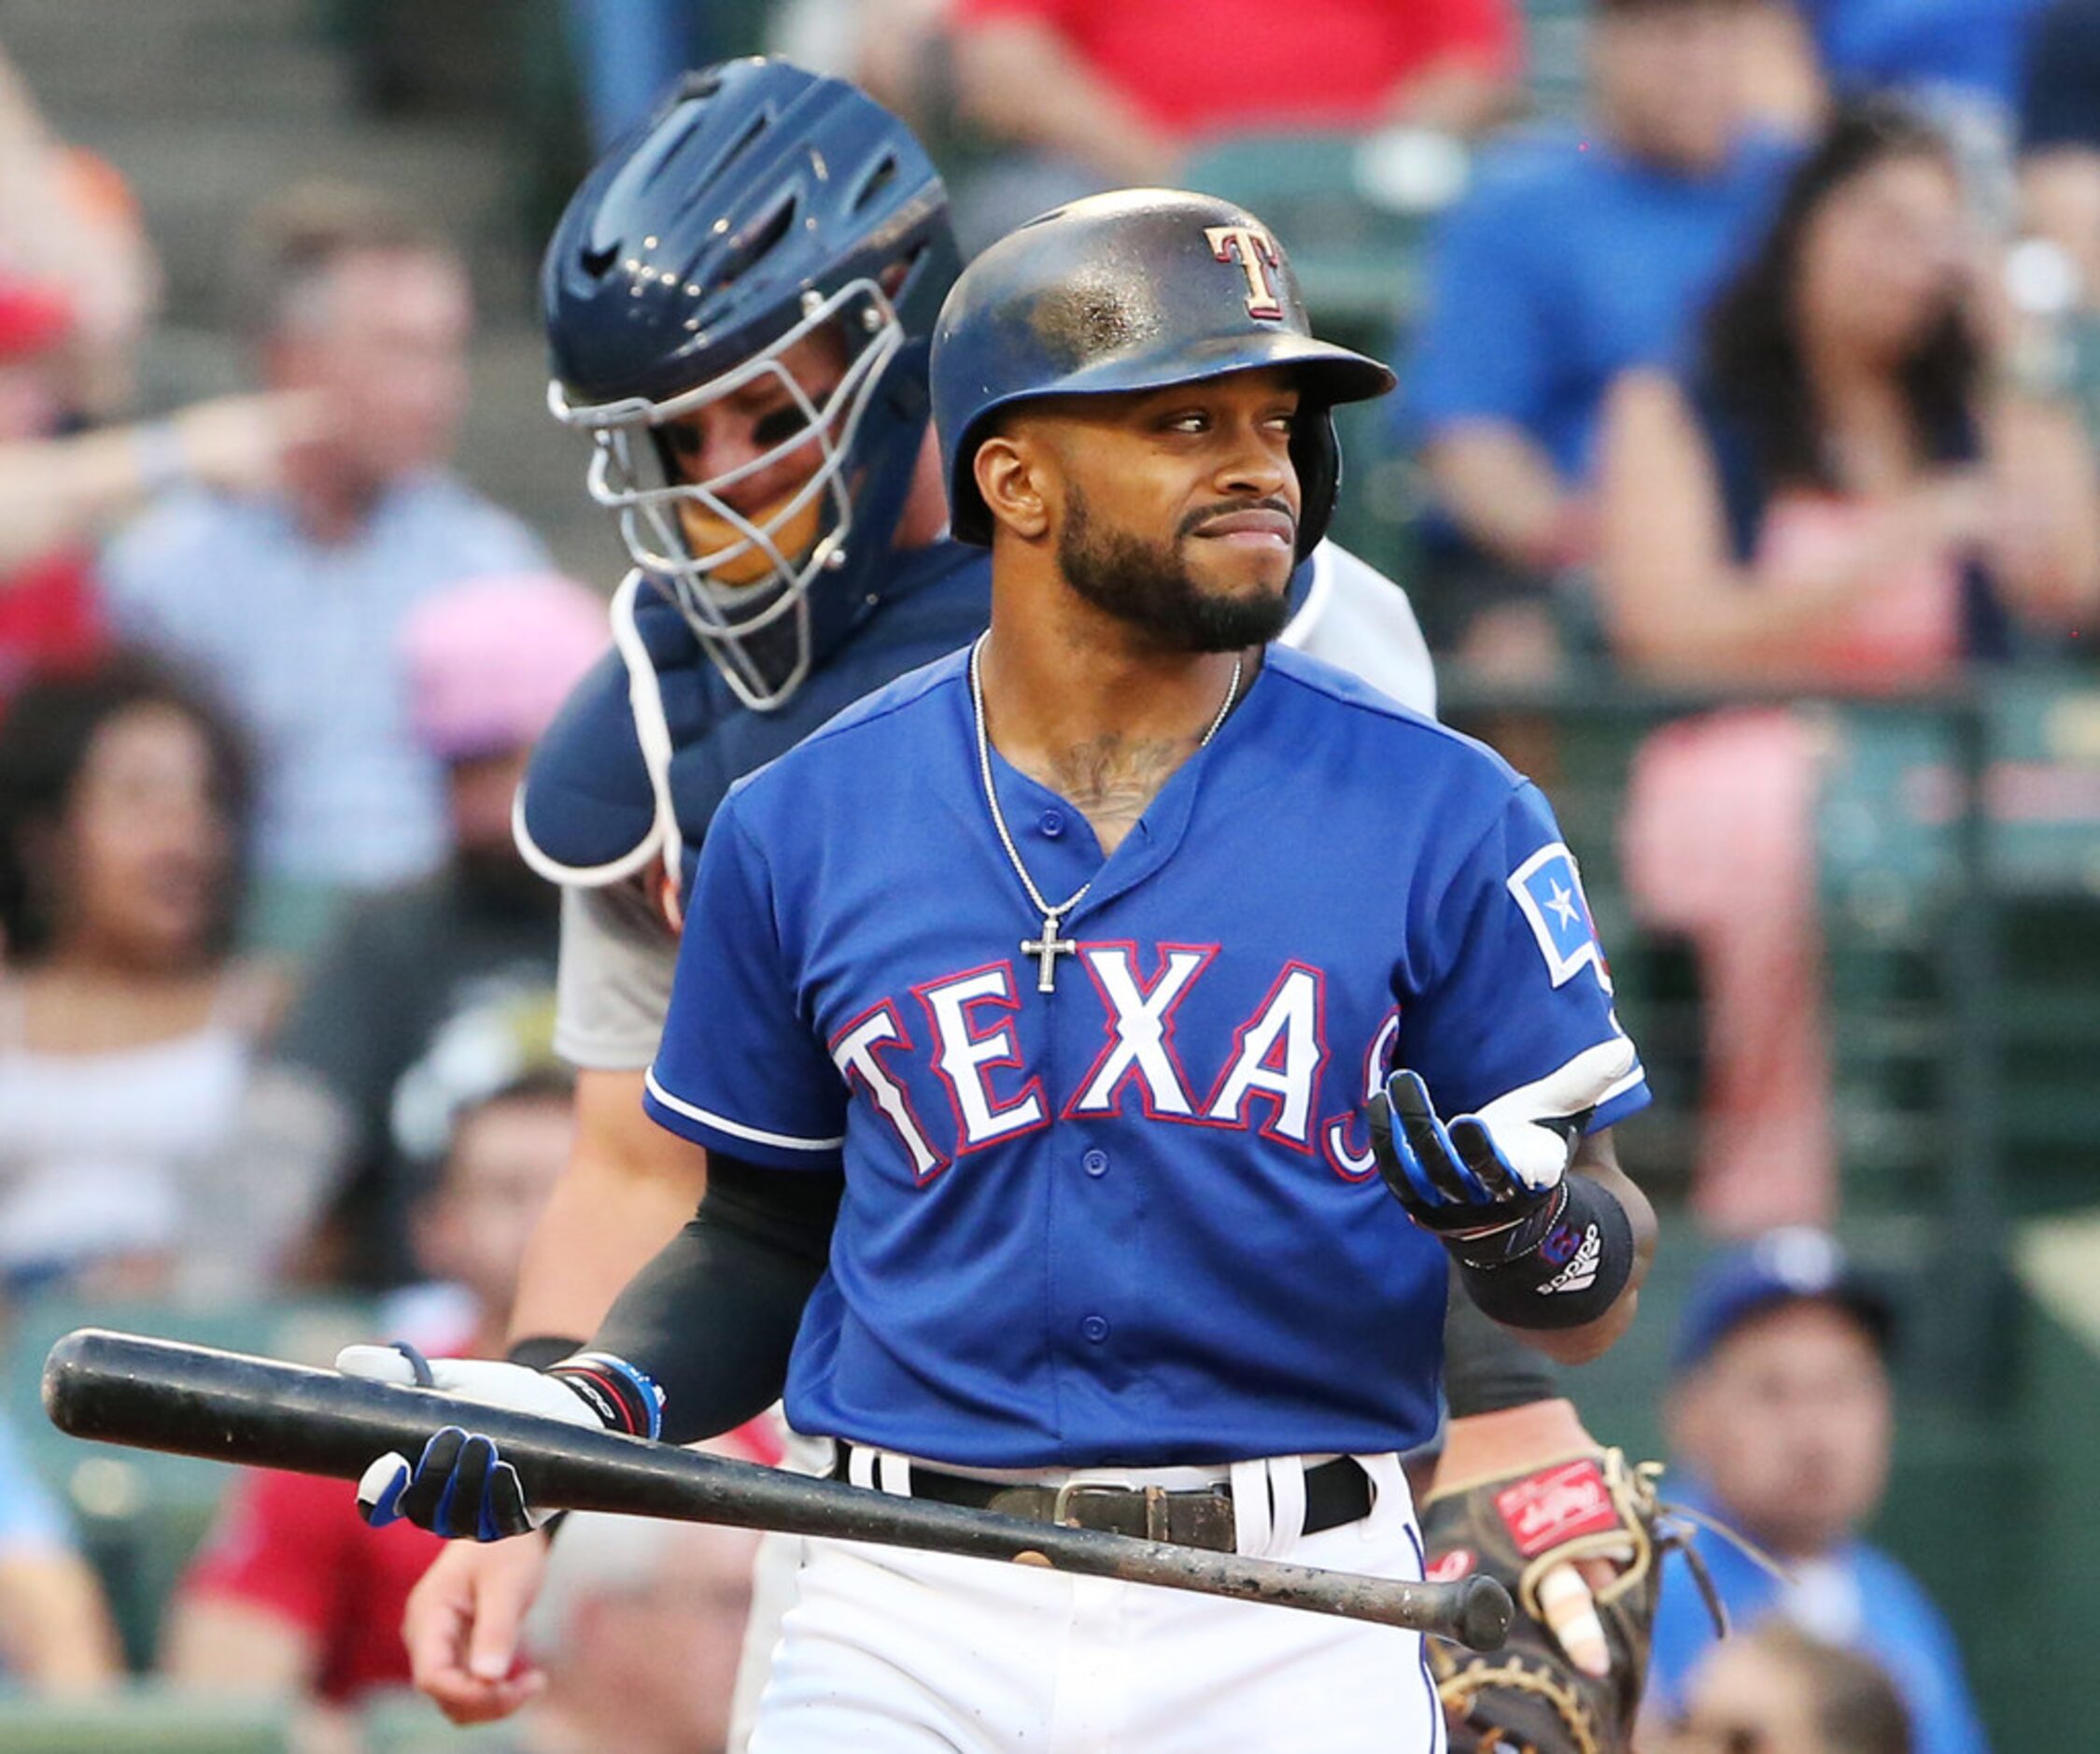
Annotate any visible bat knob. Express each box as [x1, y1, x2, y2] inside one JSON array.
[[1454, 1576, 1514, 1651], [40, 1327, 105, 1437]]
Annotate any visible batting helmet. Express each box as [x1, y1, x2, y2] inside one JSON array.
[[931, 189, 1394, 560], [541, 59, 960, 711]]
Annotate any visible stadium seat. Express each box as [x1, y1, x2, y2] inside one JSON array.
[[1522, 0, 1590, 120], [359, 1688, 526, 1751], [0, 1684, 294, 1752], [2068, 312, 2100, 456], [1813, 674, 2100, 1215]]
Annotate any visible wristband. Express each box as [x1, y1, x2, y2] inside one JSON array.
[[1456, 1176, 1634, 1332], [546, 1351, 664, 1440]]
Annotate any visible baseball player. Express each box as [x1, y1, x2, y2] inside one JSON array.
[[347, 184, 1656, 1751], [373, 55, 1469, 1737]]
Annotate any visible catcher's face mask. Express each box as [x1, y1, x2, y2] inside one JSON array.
[[549, 277, 906, 711]]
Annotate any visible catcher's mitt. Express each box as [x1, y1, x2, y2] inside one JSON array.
[[1421, 1447, 1710, 1754]]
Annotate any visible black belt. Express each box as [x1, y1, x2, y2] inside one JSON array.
[[831, 1451, 1374, 1554]]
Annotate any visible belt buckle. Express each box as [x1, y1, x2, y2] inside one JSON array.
[[1050, 1480, 1135, 1533], [1050, 1481, 1234, 1550]]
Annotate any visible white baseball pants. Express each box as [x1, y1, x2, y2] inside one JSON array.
[[745, 1450, 1445, 1753]]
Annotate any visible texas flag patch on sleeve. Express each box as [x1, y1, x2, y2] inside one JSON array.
[[1508, 842, 1612, 994]]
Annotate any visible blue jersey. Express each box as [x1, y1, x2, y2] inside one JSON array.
[[645, 643, 1648, 1468]]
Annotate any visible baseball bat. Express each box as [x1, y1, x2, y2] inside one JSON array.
[[44, 1328, 1509, 1650]]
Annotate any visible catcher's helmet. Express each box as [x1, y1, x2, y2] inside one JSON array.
[[931, 188, 1394, 561], [542, 59, 960, 711]]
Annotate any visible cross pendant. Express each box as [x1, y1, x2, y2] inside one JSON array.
[[1022, 915, 1078, 994]]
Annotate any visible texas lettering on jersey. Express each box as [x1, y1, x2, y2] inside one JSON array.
[[829, 941, 1403, 1185]]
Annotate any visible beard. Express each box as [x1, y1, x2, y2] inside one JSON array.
[[1056, 486, 1293, 653]]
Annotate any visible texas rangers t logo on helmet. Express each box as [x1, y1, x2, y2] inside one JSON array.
[[1205, 224, 1285, 321]]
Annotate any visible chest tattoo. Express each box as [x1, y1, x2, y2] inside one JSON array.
[[1050, 734, 1192, 854]]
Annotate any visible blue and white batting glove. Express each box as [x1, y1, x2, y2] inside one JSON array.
[[337, 1344, 662, 1542], [1366, 1041, 1632, 1266]]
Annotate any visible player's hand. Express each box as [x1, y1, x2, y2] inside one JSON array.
[[338, 1348, 598, 1540], [336, 1345, 661, 1541], [1366, 1069, 1573, 1243], [403, 1537, 552, 1724]]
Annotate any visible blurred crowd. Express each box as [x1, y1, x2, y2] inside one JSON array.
[[2, 0, 2094, 1747]]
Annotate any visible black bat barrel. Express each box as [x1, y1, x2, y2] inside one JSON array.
[[43, 1327, 1510, 1650]]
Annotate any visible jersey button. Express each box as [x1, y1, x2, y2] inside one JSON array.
[[1080, 1315, 1110, 1343], [1038, 809, 1064, 838], [1082, 1149, 1109, 1177]]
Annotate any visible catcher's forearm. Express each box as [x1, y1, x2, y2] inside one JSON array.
[[1444, 1262, 1562, 1417], [590, 1153, 840, 1446], [506, 1067, 707, 1344], [1431, 1398, 1596, 1494]]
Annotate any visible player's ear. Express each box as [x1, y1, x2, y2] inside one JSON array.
[[973, 431, 1051, 544]]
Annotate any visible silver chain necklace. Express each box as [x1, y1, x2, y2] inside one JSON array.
[[968, 634, 1242, 994]]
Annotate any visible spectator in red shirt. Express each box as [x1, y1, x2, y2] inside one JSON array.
[[166, 1464, 445, 1713], [0, 276, 103, 695], [946, 0, 1522, 248]]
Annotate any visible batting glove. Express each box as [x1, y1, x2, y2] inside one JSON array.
[[1366, 1040, 1636, 1253], [337, 1344, 662, 1542], [1367, 1070, 1583, 1267]]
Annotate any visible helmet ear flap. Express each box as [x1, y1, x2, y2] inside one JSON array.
[[1288, 408, 1341, 562], [947, 413, 996, 547]]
